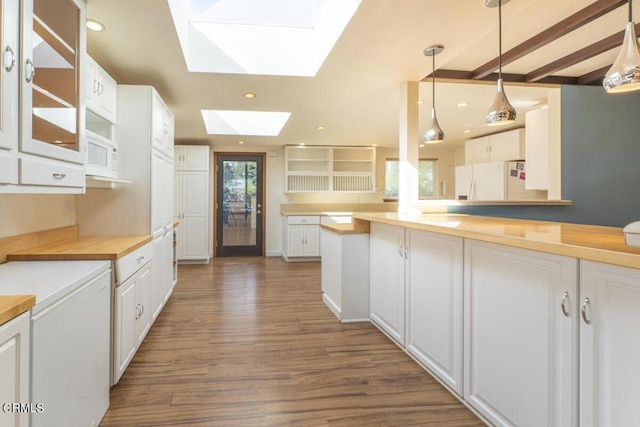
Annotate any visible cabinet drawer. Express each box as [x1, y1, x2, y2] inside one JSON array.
[[287, 215, 320, 225], [116, 242, 153, 285], [20, 157, 84, 188]]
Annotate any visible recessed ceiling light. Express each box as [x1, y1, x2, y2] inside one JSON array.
[[316, 125, 325, 130], [457, 102, 468, 107], [238, 140, 245, 144], [243, 92, 255, 99], [86, 19, 105, 32], [463, 129, 472, 134]]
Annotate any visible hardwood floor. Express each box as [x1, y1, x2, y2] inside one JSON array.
[[101, 257, 484, 426]]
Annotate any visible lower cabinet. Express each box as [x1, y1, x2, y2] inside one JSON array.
[[114, 261, 152, 384], [0, 312, 29, 427], [463, 240, 578, 427], [405, 229, 463, 396], [580, 260, 640, 427], [282, 216, 320, 261], [369, 222, 406, 345]]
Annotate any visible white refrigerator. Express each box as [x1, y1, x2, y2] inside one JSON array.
[[455, 161, 547, 201]]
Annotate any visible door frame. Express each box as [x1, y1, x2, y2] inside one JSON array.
[[213, 152, 266, 257]]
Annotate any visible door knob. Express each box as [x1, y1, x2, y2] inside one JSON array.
[[257, 210, 262, 215]]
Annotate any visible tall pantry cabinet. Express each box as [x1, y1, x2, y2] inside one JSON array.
[[76, 85, 175, 321]]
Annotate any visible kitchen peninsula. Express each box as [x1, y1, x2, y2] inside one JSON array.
[[322, 212, 640, 426]]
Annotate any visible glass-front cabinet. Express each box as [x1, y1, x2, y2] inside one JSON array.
[[20, 0, 85, 165]]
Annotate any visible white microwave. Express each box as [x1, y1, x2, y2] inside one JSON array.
[[86, 131, 118, 178]]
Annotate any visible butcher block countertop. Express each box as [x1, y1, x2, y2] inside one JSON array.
[[6, 235, 152, 261], [320, 219, 371, 235], [0, 295, 35, 326], [353, 212, 640, 270]]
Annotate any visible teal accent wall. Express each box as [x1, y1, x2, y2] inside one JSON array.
[[449, 85, 640, 227]]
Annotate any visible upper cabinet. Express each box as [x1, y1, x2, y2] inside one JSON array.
[[86, 55, 116, 124], [465, 128, 525, 165], [152, 92, 174, 159], [20, 0, 86, 165], [1, 0, 86, 193]]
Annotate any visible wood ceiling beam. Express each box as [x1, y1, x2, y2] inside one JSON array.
[[577, 65, 610, 85], [471, 0, 628, 80], [525, 22, 640, 82], [429, 69, 578, 85]]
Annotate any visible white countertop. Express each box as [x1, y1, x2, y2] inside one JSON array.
[[0, 261, 111, 315]]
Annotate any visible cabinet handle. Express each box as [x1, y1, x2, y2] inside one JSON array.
[[25, 58, 35, 83], [135, 304, 141, 320], [404, 245, 409, 260], [52, 173, 66, 180], [4, 45, 15, 73], [93, 79, 99, 94], [398, 245, 404, 258], [561, 291, 570, 317], [136, 256, 145, 263], [581, 297, 591, 325], [99, 82, 104, 95], [140, 304, 144, 317]]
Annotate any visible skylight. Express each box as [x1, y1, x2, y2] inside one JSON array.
[[167, 0, 361, 77], [201, 110, 291, 136]]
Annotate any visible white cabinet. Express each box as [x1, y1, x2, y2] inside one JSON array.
[[464, 240, 578, 427], [0, 0, 19, 185], [174, 145, 210, 262], [175, 145, 209, 170], [579, 261, 640, 427], [114, 259, 151, 384], [1, 0, 87, 193], [151, 228, 174, 321], [405, 229, 463, 396], [151, 150, 174, 235], [465, 128, 525, 165], [284, 145, 375, 192], [0, 311, 30, 427], [369, 222, 406, 345], [152, 91, 174, 158], [320, 227, 369, 322], [86, 55, 117, 123], [281, 216, 320, 261]]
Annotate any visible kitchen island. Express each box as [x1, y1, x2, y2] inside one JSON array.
[[323, 212, 640, 427]]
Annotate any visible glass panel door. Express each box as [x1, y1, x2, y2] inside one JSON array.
[[216, 154, 264, 256]]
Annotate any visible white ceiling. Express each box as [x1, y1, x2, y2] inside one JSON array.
[[85, 0, 637, 150]]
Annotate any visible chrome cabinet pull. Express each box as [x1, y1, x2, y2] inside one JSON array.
[[398, 245, 404, 258], [581, 297, 591, 325], [404, 245, 409, 259], [140, 304, 144, 317], [4, 46, 15, 73], [25, 58, 35, 83], [136, 256, 144, 263], [52, 173, 66, 179], [561, 291, 570, 317]]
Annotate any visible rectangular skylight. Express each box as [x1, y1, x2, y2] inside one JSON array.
[[168, 0, 361, 77], [201, 110, 291, 136]]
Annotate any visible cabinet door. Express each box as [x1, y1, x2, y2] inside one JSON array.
[[464, 240, 578, 427], [0, 312, 29, 427], [181, 171, 208, 259], [303, 225, 320, 256], [472, 162, 505, 200], [580, 261, 640, 427], [287, 225, 304, 257], [369, 222, 405, 346], [465, 136, 489, 165], [406, 230, 463, 396], [20, 0, 86, 165], [0, 0, 19, 184], [114, 277, 137, 383], [151, 151, 173, 233], [135, 264, 152, 344], [489, 129, 525, 162], [182, 146, 209, 171], [97, 68, 117, 123], [164, 227, 175, 297], [151, 233, 167, 320]]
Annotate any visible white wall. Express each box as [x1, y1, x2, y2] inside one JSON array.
[[0, 194, 76, 238]]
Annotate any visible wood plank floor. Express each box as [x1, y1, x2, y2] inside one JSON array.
[[101, 257, 484, 426]]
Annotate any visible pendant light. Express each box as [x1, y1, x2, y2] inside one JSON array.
[[423, 44, 445, 143], [485, 0, 516, 126], [603, 0, 640, 93]]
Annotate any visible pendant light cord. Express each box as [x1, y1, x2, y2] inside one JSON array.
[[630, 0, 633, 23], [498, 0, 503, 79], [432, 52, 436, 109]]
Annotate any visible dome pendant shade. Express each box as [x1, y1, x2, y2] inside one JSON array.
[[424, 108, 444, 143], [486, 78, 516, 126], [603, 21, 640, 93]]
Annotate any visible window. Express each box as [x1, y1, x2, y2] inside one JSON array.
[[384, 159, 437, 199]]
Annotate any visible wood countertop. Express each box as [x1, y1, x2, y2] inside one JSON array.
[[320, 219, 371, 235], [353, 212, 640, 269], [6, 235, 152, 261], [0, 295, 35, 326]]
